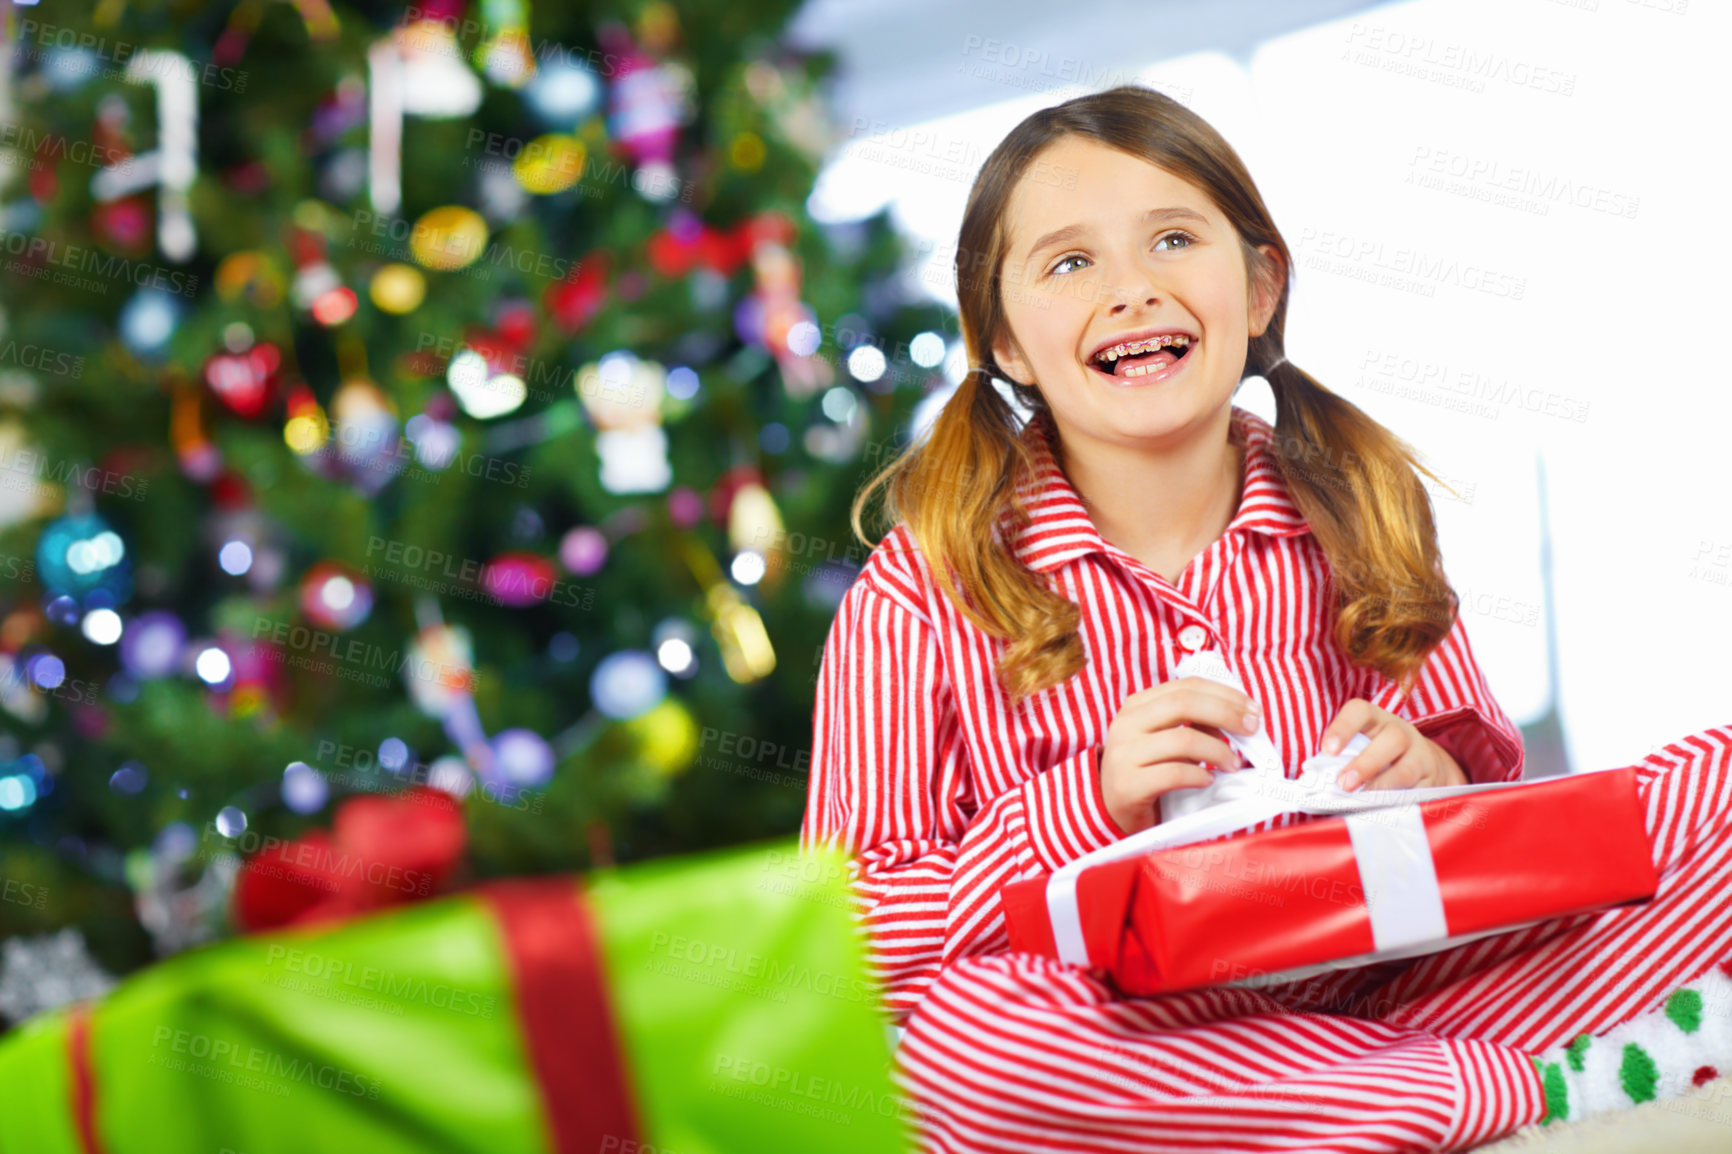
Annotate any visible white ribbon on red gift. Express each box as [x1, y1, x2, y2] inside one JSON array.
[[1045, 647, 1532, 969], [1158, 647, 1362, 825], [1344, 805, 1449, 951]]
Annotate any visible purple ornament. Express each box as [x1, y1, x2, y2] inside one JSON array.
[[733, 294, 767, 347], [121, 610, 186, 679], [559, 527, 608, 577], [668, 207, 704, 243], [492, 728, 555, 788], [666, 487, 704, 529]]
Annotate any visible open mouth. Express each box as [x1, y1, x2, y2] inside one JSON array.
[[1086, 334, 1195, 381]]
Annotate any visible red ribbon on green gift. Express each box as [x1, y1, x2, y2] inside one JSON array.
[[477, 878, 642, 1152], [68, 788, 646, 1154], [20, 788, 911, 1154], [60, 878, 645, 1154]]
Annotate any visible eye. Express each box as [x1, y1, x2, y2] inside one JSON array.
[[1043, 230, 1197, 277]]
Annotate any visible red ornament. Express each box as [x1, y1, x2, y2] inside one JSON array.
[[203, 343, 282, 418], [93, 197, 152, 254], [288, 225, 327, 267], [695, 227, 751, 277], [209, 468, 253, 510], [646, 217, 770, 280], [545, 251, 610, 334], [481, 552, 558, 608], [231, 787, 468, 934], [647, 227, 698, 278], [1694, 1066, 1720, 1087], [494, 300, 537, 350]]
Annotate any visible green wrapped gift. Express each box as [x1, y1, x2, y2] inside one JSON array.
[[0, 837, 913, 1154]]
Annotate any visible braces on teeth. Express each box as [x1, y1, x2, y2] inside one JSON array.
[[1094, 334, 1192, 364], [1094, 334, 1193, 377]]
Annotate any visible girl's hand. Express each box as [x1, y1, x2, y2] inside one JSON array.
[[1099, 677, 1264, 836], [1320, 699, 1468, 791]]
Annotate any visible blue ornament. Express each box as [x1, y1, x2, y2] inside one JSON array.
[[0, 772, 38, 813], [43, 48, 101, 93], [36, 512, 133, 607], [523, 59, 601, 124], [118, 289, 182, 360], [110, 760, 149, 795], [281, 762, 329, 814], [590, 650, 666, 721], [491, 728, 555, 788], [44, 595, 81, 627]]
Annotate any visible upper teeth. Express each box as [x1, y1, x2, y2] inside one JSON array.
[[1094, 334, 1192, 363]]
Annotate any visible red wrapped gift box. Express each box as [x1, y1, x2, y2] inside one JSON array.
[[1002, 767, 1660, 996]]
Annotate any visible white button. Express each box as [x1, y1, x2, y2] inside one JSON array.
[[1177, 624, 1209, 652]]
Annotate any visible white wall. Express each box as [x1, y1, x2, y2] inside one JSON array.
[[800, 0, 1732, 772]]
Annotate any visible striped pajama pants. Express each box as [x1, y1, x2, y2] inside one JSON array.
[[894, 724, 1732, 1153]]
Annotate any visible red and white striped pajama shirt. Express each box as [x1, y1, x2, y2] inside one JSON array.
[[801, 404, 1732, 1152]]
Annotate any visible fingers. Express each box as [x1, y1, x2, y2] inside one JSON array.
[[1125, 678, 1263, 740], [1099, 748, 1216, 832], [1320, 697, 1372, 756], [1359, 759, 1424, 791], [1156, 760, 1216, 793], [1112, 752, 1217, 795], [1097, 732, 1239, 828], [1340, 725, 1411, 791], [1127, 727, 1244, 775]]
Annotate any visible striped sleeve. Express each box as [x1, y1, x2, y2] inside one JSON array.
[[800, 573, 1122, 1024], [1359, 607, 1526, 784]]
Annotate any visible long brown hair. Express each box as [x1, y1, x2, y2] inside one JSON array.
[[851, 84, 1461, 709]]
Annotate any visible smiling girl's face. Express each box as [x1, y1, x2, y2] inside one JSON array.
[[991, 134, 1282, 452]]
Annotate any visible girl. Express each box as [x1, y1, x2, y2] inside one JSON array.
[[801, 84, 1732, 1152]]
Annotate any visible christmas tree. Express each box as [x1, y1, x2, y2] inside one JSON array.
[[0, 0, 952, 997]]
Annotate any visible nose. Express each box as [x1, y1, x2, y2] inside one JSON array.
[[1105, 254, 1162, 314]]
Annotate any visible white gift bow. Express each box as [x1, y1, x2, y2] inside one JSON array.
[[1044, 648, 1538, 968], [1160, 646, 1344, 825]]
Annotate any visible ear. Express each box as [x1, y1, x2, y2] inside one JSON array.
[[1247, 243, 1285, 339], [990, 328, 1034, 387]]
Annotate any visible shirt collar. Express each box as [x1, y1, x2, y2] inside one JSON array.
[[1004, 405, 1311, 575]]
